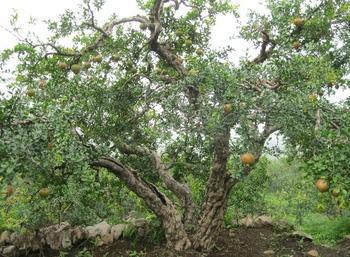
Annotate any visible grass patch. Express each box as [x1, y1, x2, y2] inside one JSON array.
[[300, 213, 350, 245]]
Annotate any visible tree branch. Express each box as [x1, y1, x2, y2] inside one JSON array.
[[92, 156, 170, 208], [120, 144, 197, 228], [44, 15, 149, 59], [92, 156, 192, 250], [252, 31, 276, 64]]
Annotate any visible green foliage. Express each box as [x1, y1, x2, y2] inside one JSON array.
[[261, 158, 350, 245], [302, 214, 350, 245], [226, 158, 269, 224], [0, 0, 349, 245], [76, 248, 93, 257], [122, 225, 138, 241], [186, 174, 206, 206], [0, 170, 149, 231], [123, 214, 164, 245], [286, 102, 350, 209], [264, 159, 316, 225]]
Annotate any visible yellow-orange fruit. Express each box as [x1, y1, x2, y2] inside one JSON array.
[[308, 94, 317, 102], [196, 48, 204, 55], [38, 80, 46, 89], [71, 64, 81, 74], [91, 55, 103, 63], [139, 23, 147, 30], [240, 153, 255, 165], [293, 17, 304, 27], [175, 30, 184, 37], [111, 54, 120, 62], [6, 185, 14, 197], [83, 62, 91, 70], [58, 62, 68, 70], [292, 41, 301, 50], [224, 103, 233, 114], [185, 39, 192, 47], [331, 188, 340, 197], [315, 179, 329, 193], [39, 187, 50, 197], [26, 89, 36, 97]]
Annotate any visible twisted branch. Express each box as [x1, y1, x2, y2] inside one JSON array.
[[252, 31, 276, 64], [120, 144, 197, 228]]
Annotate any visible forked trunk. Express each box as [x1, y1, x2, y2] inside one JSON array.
[[93, 157, 191, 251]]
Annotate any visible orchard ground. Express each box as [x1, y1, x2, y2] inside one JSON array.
[[28, 226, 349, 257]]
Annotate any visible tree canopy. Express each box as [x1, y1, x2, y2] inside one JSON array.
[[0, 0, 349, 251]]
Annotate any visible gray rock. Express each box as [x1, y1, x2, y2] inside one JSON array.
[[292, 231, 313, 241], [255, 215, 273, 228], [41, 222, 72, 250], [0, 231, 11, 245], [71, 227, 86, 244], [3, 245, 16, 256], [307, 249, 319, 257], [86, 221, 111, 239], [97, 233, 114, 246], [9, 233, 18, 243], [12, 233, 30, 250], [263, 249, 275, 256], [240, 216, 255, 227], [111, 224, 127, 240], [274, 220, 294, 231], [228, 230, 235, 237], [237, 215, 274, 228], [60, 230, 72, 249]]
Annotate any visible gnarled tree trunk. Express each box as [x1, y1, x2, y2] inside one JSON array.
[[92, 157, 192, 250], [192, 127, 234, 250], [91, 116, 277, 251]]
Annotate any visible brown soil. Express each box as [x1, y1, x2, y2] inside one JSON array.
[[27, 226, 349, 257]]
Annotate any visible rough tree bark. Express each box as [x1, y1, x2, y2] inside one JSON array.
[[192, 126, 233, 250], [119, 144, 198, 229], [92, 157, 192, 251]]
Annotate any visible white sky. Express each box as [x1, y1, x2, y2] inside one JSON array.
[[0, 0, 348, 102], [0, 0, 257, 51]]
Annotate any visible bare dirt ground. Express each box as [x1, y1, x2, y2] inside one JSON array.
[[27, 226, 349, 257]]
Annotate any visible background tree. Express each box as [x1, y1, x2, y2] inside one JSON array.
[[0, 0, 349, 251]]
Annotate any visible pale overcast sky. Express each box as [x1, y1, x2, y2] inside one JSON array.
[[0, 0, 260, 53], [0, 0, 348, 102]]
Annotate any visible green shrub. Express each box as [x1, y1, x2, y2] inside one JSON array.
[[301, 214, 350, 245]]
